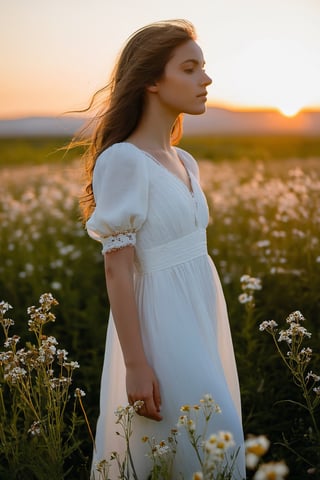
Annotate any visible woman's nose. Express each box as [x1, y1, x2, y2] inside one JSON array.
[[202, 72, 213, 86]]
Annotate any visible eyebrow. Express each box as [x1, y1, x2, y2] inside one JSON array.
[[181, 59, 206, 67]]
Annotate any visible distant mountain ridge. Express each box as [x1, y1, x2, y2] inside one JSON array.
[[0, 107, 320, 137], [0, 116, 85, 138], [184, 107, 320, 136]]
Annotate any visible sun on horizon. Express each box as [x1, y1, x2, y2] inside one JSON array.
[[277, 102, 303, 118]]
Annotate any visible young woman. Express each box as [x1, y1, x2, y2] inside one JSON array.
[[82, 19, 245, 479]]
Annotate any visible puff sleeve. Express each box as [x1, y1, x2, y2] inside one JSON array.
[[86, 143, 149, 254]]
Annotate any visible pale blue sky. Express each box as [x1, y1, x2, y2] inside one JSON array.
[[1, 0, 320, 117]]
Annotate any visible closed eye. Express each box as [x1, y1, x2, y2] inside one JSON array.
[[181, 58, 206, 74]]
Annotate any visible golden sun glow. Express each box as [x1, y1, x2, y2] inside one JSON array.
[[1, 1, 320, 118], [277, 102, 302, 118], [224, 36, 319, 118]]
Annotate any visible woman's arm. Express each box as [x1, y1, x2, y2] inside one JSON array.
[[104, 246, 162, 421]]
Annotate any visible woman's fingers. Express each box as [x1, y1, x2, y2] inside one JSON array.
[[153, 378, 162, 413], [126, 364, 162, 421], [129, 393, 162, 421], [128, 388, 162, 421], [142, 394, 162, 421], [129, 396, 162, 421]]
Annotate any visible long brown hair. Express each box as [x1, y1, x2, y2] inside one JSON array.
[[78, 19, 196, 221]]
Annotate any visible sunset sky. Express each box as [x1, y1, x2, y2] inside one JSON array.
[[1, 0, 320, 118]]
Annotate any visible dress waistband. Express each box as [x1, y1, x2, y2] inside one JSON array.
[[135, 229, 207, 274]]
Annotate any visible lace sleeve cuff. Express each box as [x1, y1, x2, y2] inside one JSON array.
[[101, 232, 136, 254]]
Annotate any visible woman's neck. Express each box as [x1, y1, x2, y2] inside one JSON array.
[[127, 95, 179, 152]]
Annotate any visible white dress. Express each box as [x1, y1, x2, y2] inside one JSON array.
[[86, 142, 245, 479]]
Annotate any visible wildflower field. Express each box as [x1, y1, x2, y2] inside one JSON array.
[[0, 135, 319, 479]]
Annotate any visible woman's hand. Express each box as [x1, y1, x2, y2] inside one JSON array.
[[126, 363, 162, 421]]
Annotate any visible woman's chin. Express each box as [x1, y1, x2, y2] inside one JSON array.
[[185, 105, 207, 115]]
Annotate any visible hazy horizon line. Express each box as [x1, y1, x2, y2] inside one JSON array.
[[1, 104, 320, 121]]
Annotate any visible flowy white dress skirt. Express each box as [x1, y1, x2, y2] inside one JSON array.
[[86, 142, 246, 479]]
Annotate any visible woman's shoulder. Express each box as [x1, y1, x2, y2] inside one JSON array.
[[96, 142, 147, 170], [97, 142, 141, 160], [175, 147, 199, 179], [92, 142, 149, 194]]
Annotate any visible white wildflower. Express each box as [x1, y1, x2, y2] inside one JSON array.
[[74, 388, 86, 397], [246, 452, 260, 470], [39, 292, 58, 306], [177, 415, 188, 427], [285, 322, 311, 339], [278, 330, 292, 344], [298, 347, 313, 363], [187, 419, 196, 433], [193, 473, 203, 480], [133, 400, 144, 411], [151, 440, 171, 457], [313, 387, 320, 396], [246, 279, 262, 291], [218, 431, 235, 449], [1, 318, 15, 328], [57, 349, 68, 361], [180, 404, 191, 412], [240, 274, 251, 283], [259, 320, 278, 332], [28, 421, 41, 436], [4, 366, 27, 383], [200, 393, 214, 404], [238, 293, 253, 304], [49, 377, 71, 389], [4, 335, 20, 348], [256, 240, 271, 248], [286, 310, 305, 324], [245, 435, 270, 470], [306, 371, 320, 383], [63, 360, 80, 369], [0, 301, 13, 315], [240, 275, 262, 291], [253, 460, 289, 479], [114, 405, 126, 419]]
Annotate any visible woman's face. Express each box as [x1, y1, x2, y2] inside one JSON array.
[[152, 40, 212, 116]]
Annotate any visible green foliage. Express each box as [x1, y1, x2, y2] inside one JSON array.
[[0, 158, 106, 477], [93, 396, 239, 480], [202, 153, 320, 478], [0, 295, 86, 479], [259, 312, 320, 472], [1, 134, 320, 167], [0, 137, 83, 167], [179, 135, 320, 161]]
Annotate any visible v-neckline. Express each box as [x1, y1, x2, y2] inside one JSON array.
[[124, 142, 194, 196]]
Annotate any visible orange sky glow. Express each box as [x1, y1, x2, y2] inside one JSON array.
[[1, 0, 320, 119]]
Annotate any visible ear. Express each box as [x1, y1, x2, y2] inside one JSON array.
[[146, 83, 159, 93]]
